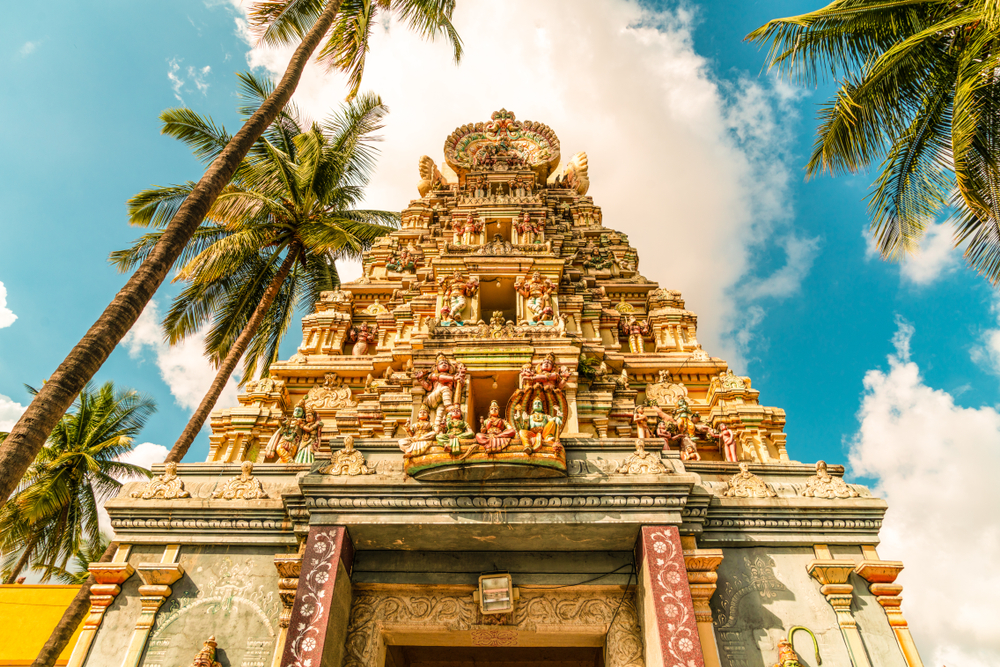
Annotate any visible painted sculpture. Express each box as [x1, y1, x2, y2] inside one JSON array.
[[398, 405, 437, 458], [514, 270, 556, 324], [509, 353, 570, 425], [476, 400, 517, 453], [188, 636, 222, 667], [347, 322, 378, 356], [771, 626, 822, 667], [295, 409, 323, 464], [265, 404, 307, 463], [414, 354, 467, 429], [516, 398, 563, 454], [436, 405, 475, 455], [619, 315, 651, 354], [437, 270, 479, 325]]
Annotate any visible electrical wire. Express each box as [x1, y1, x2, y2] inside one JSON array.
[[519, 562, 632, 590]]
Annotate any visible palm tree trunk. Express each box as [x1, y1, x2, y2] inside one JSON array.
[[0, 0, 344, 508], [166, 245, 301, 463], [32, 540, 117, 667], [4, 534, 38, 584]]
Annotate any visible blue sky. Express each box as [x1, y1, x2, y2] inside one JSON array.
[[2, 2, 999, 661]]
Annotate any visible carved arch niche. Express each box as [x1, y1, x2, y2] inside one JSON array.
[[344, 586, 644, 667]]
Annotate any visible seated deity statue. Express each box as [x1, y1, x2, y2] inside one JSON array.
[[398, 405, 438, 458], [515, 398, 563, 454], [475, 400, 517, 453], [436, 405, 474, 455]]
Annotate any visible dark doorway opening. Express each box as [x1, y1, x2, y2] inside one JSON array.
[[386, 646, 605, 667]]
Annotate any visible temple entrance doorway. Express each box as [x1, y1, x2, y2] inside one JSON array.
[[386, 646, 604, 667]]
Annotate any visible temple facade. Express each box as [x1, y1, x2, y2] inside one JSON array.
[[82, 111, 922, 667]]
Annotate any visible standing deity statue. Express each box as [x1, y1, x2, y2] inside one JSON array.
[[398, 404, 438, 458], [436, 404, 474, 455], [514, 271, 556, 324], [347, 322, 378, 356], [264, 403, 307, 463], [437, 270, 479, 325], [294, 408, 323, 464], [414, 353, 467, 429], [632, 405, 652, 439], [475, 400, 517, 453], [514, 211, 542, 244], [515, 398, 563, 454], [619, 315, 651, 354], [717, 422, 738, 462], [651, 398, 714, 461]]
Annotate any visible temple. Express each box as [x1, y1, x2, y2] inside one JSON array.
[[83, 111, 922, 667]]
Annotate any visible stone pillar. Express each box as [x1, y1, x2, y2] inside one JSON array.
[[271, 552, 303, 667], [281, 526, 355, 667], [681, 537, 724, 667], [66, 545, 134, 667], [807, 545, 872, 667], [119, 544, 184, 667], [636, 526, 706, 667], [855, 546, 924, 667]]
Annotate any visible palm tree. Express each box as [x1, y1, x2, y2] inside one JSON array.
[[0, 382, 155, 584], [747, 0, 1000, 282], [0, 0, 461, 513], [112, 74, 398, 463], [39, 534, 111, 586]]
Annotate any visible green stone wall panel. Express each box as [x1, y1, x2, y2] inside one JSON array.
[[710, 547, 851, 667]]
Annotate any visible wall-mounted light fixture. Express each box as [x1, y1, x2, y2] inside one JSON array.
[[473, 572, 518, 615]]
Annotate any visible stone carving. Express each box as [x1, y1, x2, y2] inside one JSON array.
[[437, 270, 479, 325], [615, 439, 667, 475], [632, 405, 652, 439], [644, 370, 689, 408], [321, 435, 375, 476], [651, 398, 717, 461], [443, 109, 560, 178], [131, 462, 190, 499], [615, 368, 630, 391], [474, 311, 521, 339], [319, 289, 352, 304], [365, 298, 389, 315], [802, 460, 860, 499], [305, 376, 358, 410], [722, 463, 777, 499], [713, 552, 787, 629], [514, 270, 556, 324], [307, 493, 685, 510], [417, 155, 446, 196], [153, 557, 279, 639], [553, 151, 590, 195], [618, 315, 651, 353], [187, 637, 222, 667], [712, 369, 749, 391], [347, 322, 378, 355], [243, 377, 286, 394], [398, 405, 437, 458], [343, 588, 642, 667], [514, 210, 544, 243], [211, 461, 270, 500]]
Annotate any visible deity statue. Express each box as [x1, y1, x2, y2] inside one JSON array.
[[717, 422, 738, 462], [581, 243, 614, 270], [322, 435, 375, 476], [211, 461, 269, 500], [294, 408, 323, 464], [398, 405, 438, 458], [508, 352, 570, 425], [802, 460, 860, 499], [514, 271, 555, 324], [188, 636, 222, 667], [651, 398, 713, 461], [437, 270, 479, 325], [632, 405, 652, 439], [514, 211, 542, 243], [347, 322, 378, 356], [264, 403, 307, 463], [722, 462, 778, 498], [386, 241, 421, 273], [414, 353, 467, 429], [618, 315, 651, 354], [436, 405, 474, 455], [475, 400, 516, 453], [515, 398, 563, 454], [131, 461, 190, 499]]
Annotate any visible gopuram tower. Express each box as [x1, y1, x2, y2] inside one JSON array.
[[83, 111, 922, 667]]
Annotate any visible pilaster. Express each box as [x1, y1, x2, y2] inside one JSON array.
[[66, 544, 134, 667], [119, 544, 184, 667], [855, 546, 924, 667], [807, 545, 871, 667], [271, 551, 303, 667], [636, 526, 705, 667], [681, 536, 724, 667]]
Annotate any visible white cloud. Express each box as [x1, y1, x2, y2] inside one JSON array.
[[232, 0, 806, 368], [121, 300, 239, 413], [900, 221, 959, 285], [167, 57, 212, 103], [18, 41, 38, 58], [0, 281, 17, 328], [849, 319, 1000, 666], [0, 393, 26, 432]]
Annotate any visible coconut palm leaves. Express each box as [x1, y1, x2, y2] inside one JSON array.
[[0, 383, 154, 583], [747, 0, 1000, 283], [112, 74, 398, 462]]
